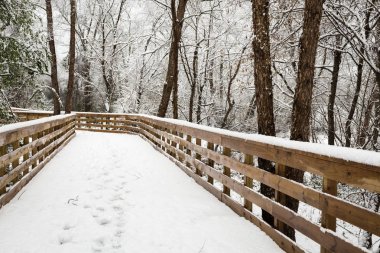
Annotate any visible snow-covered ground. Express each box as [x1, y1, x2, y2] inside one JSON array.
[[0, 131, 283, 253]]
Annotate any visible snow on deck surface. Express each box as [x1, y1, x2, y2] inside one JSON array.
[[0, 131, 283, 253]]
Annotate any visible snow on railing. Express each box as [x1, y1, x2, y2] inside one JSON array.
[[7, 110, 380, 253]]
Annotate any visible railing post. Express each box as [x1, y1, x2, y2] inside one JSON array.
[[170, 130, 177, 158], [166, 128, 172, 156], [162, 127, 166, 151], [320, 177, 337, 253], [32, 133, 38, 169], [11, 140, 20, 185], [0, 145, 6, 194], [126, 116, 131, 132], [222, 146, 231, 196], [243, 154, 253, 211], [275, 163, 286, 232], [186, 135, 192, 168], [22, 136, 30, 177], [46, 127, 52, 156], [36, 131, 43, 164], [178, 132, 184, 162], [207, 142, 214, 184], [195, 138, 202, 176]]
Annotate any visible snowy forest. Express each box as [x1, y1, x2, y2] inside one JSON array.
[[1, 0, 380, 251]]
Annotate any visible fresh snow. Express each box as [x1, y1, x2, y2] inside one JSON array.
[[0, 131, 283, 253]]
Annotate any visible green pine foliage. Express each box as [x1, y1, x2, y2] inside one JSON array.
[[0, 0, 47, 87], [0, 0, 48, 118]]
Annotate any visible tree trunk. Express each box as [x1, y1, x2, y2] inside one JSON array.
[[345, 53, 365, 147], [286, 0, 324, 240], [372, 3, 380, 150], [373, 72, 380, 151], [219, 52, 224, 102], [83, 56, 92, 112], [345, 10, 371, 147], [252, 0, 276, 226], [45, 0, 61, 115], [65, 0, 76, 114], [172, 73, 179, 119], [157, 0, 188, 118], [245, 95, 256, 120], [196, 84, 203, 123], [328, 35, 342, 145], [357, 89, 374, 147], [189, 42, 199, 122]]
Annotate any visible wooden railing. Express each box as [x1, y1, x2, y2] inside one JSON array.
[[11, 109, 53, 121], [76, 112, 380, 253], [0, 114, 76, 207], [6, 110, 380, 253]]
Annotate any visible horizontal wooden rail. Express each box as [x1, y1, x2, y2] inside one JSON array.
[[76, 112, 139, 134], [0, 114, 76, 207], [11, 110, 54, 122], [9, 110, 380, 253]]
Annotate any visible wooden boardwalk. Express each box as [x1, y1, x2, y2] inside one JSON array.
[[0, 110, 379, 253], [0, 131, 283, 253]]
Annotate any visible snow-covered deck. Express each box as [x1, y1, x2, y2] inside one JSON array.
[[0, 131, 283, 253]]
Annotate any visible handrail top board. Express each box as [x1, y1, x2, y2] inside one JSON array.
[[136, 115, 380, 168], [0, 114, 75, 146]]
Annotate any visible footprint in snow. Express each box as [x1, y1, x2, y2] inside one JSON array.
[[58, 234, 73, 245], [95, 237, 105, 246], [112, 205, 123, 212], [62, 223, 75, 231], [112, 241, 122, 249], [97, 217, 111, 226], [103, 178, 113, 184], [116, 218, 125, 228], [109, 194, 124, 202], [114, 229, 124, 237]]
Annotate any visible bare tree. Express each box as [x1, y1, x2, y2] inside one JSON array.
[[251, 0, 276, 226], [286, 0, 325, 240], [45, 0, 61, 115], [65, 0, 77, 114], [157, 0, 188, 118], [327, 35, 342, 145], [344, 7, 372, 147]]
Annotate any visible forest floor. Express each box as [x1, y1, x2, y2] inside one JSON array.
[[0, 131, 283, 253]]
